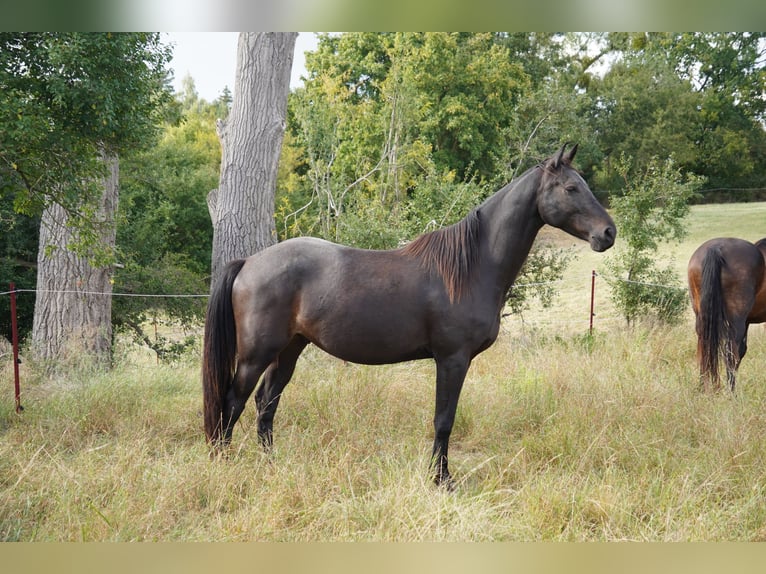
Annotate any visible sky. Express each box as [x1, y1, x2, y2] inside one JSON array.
[[165, 32, 320, 101]]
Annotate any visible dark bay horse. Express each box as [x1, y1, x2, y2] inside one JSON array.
[[688, 237, 766, 391], [203, 143, 616, 487]]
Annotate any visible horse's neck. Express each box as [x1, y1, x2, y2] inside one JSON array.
[[479, 169, 544, 296]]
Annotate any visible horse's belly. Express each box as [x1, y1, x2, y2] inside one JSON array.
[[296, 303, 433, 365], [319, 341, 433, 365], [309, 326, 433, 365]]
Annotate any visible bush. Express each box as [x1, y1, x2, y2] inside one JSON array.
[[602, 154, 704, 324]]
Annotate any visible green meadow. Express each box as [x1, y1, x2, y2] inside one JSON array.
[[1, 203, 765, 541]]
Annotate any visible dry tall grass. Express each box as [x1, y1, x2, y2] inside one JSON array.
[[1, 203, 765, 541]]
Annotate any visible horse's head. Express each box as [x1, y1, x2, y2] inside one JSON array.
[[536, 143, 616, 252]]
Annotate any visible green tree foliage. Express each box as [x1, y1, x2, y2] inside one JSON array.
[[0, 197, 38, 343], [602, 154, 705, 324], [0, 33, 172, 346], [587, 53, 703, 192], [588, 32, 766, 195], [284, 33, 532, 241], [0, 33, 173, 257], [119, 80, 220, 276], [679, 33, 766, 191], [664, 33, 766, 122], [282, 33, 555, 234], [396, 33, 530, 181], [113, 80, 223, 358]]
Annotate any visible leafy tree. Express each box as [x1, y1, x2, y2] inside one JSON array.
[[493, 33, 567, 88], [303, 32, 395, 104], [119, 81, 220, 276], [661, 33, 766, 123], [646, 32, 766, 191], [113, 82, 222, 358], [0, 194, 38, 343], [602, 154, 705, 324], [396, 33, 530, 182], [1, 33, 173, 245], [281, 33, 532, 243], [587, 55, 703, 192], [588, 32, 766, 194], [0, 33, 173, 361]]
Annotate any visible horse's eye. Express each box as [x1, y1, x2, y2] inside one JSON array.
[[565, 185, 578, 193]]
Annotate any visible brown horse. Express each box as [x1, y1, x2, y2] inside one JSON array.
[[202, 143, 616, 487], [688, 237, 766, 391]]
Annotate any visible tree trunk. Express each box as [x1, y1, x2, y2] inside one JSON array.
[[208, 32, 297, 284], [31, 152, 119, 364]]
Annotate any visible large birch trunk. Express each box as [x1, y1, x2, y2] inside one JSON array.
[[31, 152, 119, 364], [208, 32, 297, 284]]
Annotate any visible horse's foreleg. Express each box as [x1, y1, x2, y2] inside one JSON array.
[[255, 336, 308, 451], [431, 354, 470, 490]]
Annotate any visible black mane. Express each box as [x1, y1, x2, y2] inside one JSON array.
[[401, 210, 481, 303]]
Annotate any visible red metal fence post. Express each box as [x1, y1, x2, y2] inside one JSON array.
[[9, 283, 23, 413], [589, 270, 596, 336]]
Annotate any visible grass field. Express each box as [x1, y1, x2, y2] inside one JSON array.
[[1, 203, 765, 541]]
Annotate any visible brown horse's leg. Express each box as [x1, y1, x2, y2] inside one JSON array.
[[726, 321, 749, 392], [222, 355, 273, 445], [255, 336, 308, 450], [431, 354, 471, 489]]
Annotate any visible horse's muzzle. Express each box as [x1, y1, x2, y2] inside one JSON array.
[[590, 225, 616, 252]]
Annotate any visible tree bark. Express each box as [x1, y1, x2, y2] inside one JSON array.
[[209, 32, 297, 284], [31, 152, 119, 364]]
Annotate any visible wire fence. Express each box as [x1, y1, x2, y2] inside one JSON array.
[[1, 272, 689, 333], [2, 273, 689, 411], [0, 288, 208, 298]]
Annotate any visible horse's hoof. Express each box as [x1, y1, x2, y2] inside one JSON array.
[[208, 442, 231, 461], [433, 473, 456, 492]]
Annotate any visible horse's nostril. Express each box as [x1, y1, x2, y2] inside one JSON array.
[[605, 226, 615, 241]]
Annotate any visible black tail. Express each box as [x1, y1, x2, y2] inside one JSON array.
[[698, 247, 729, 388], [202, 259, 247, 444]]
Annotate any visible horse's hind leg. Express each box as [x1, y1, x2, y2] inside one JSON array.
[[726, 321, 749, 392], [255, 336, 308, 450], [221, 355, 274, 446]]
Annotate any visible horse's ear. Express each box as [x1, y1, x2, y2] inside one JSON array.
[[552, 143, 568, 168], [565, 143, 579, 164]]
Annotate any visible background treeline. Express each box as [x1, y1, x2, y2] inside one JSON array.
[[3, 32, 765, 348], [277, 32, 766, 252]]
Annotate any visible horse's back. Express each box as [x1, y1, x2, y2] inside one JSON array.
[[229, 237, 445, 364], [689, 237, 766, 322], [232, 237, 337, 306], [689, 238, 763, 276]]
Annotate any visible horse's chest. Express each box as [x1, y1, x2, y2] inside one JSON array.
[[434, 309, 501, 355], [478, 314, 502, 349]]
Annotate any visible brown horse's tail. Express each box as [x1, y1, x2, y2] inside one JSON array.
[[203, 259, 247, 444], [698, 247, 729, 388]]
